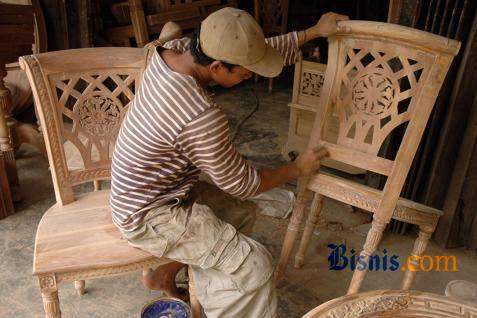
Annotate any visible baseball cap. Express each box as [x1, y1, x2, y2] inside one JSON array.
[[199, 7, 284, 78]]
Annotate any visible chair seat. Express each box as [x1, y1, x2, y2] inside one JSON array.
[[33, 189, 162, 276]]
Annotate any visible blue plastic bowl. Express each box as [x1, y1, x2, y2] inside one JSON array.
[[141, 297, 191, 318]]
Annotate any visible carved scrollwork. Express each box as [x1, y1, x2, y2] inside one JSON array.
[[75, 95, 121, 138], [336, 45, 430, 154], [301, 71, 325, 97], [351, 72, 396, 117], [326, 295, 410, 318]]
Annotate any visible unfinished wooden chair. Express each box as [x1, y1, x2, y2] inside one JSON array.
[[303, 289, 477, 317], [275, 20, 460, 294], [19, 47, 198, 317]]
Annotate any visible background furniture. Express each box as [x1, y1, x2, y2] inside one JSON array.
[[0, 152, 14, 219], [0, 0, 48, 205], [303, 289, 477, 317], [20, 46, 200, 318], [253, 0, 289, 93], [105, 0, 237, 47], [275, 20, 460, 294]]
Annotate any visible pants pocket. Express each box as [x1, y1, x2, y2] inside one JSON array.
[[204, 230, 274, 293]]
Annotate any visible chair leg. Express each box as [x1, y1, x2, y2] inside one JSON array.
[[93, 180, 101, 191], [188, 266, 201, 318], [347, 217, 387, 295], [38, 275, 61, 318], [268, 78, 273, 93], [401, 225, 433, 290], [294, 194, 324, 268], [74, 280, 85, 296], [275, 180, 314, 285]]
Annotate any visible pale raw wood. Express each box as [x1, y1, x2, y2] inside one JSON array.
[[276, 20, 460, 293], [284, 59, 366, 175], [74, 280, 85, 296], [303, 289, 477, 317], [19, 45, 196, 317]]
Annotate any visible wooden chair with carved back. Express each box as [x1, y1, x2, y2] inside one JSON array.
[[19, 47, 200, 317], [275, 20, 460, 294]]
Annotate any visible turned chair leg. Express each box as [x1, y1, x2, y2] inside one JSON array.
[[401, 225, 433, 290], [347, 217, 387, 295], [39, 275, 61, 318], [74, 280, 85, 295], [275, 179, 314, 285], [188, 266, 201, 318], [294, 194, 324, 268]]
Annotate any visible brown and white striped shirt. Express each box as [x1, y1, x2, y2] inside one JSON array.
[[111, 32, 299, 231]]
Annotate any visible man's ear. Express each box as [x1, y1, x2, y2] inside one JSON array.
[[209, 60, 225, 74]]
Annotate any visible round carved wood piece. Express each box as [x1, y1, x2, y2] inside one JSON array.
[[303, 290, 477, 318], [351, 71, 396, 118]]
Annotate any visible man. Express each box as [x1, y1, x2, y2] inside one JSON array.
[[110, 8, 347, 317]]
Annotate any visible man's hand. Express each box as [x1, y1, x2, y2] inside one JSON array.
[[298, 12, 349, 45], [310, 12, 349, 38], [294, 146, 329, 177]]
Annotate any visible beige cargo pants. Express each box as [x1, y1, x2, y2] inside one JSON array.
[[121, 181, 277, 318]]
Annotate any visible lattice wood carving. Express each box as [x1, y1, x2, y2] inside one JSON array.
[[333, 40, 433, 155], [300, 70, 325, 98], [51, 71, 138, 173]]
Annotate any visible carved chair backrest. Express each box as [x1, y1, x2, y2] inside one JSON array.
[[20, 47, 147, 205], [311, 21, 460, 220]]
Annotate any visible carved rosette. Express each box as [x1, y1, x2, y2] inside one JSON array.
[[39, 274, 57, 292], [74, 95, 121, 139], [351, 71, 396, 118]]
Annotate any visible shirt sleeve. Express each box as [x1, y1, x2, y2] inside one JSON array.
[[175, 108, 261, 199], [265, 31, 300, 66], [163, 37, 192, 52]]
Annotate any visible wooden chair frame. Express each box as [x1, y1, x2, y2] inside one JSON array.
[[275, 20, 460, 294], [19, 47, 200, 317]]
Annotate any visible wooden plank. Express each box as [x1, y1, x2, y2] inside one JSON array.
[[147, 8, 201, 26], [320, 141, 394, 176]]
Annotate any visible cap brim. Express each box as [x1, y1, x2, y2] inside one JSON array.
[[243, 44, 283, 78]]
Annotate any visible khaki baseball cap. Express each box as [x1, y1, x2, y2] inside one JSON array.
[[200, 7, 283, 78]]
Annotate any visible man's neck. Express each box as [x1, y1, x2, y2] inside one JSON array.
[[160, 49, 211, 87]]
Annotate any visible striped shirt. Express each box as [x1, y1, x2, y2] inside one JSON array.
[[110, 32, 299, 231]]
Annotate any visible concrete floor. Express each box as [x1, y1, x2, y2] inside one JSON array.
[[1, 79, 476, 317]]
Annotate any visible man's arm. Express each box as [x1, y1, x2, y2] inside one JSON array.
[[265, 12, 349, 66]]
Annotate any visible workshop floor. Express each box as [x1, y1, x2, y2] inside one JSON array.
[[1, 79, 476, 317]]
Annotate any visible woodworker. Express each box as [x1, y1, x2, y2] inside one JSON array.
[[110, 7, 347, 318]]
